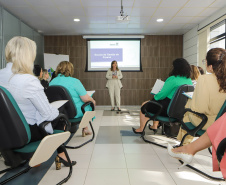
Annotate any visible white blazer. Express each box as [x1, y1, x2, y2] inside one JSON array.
[[106, 69, 123, 89]]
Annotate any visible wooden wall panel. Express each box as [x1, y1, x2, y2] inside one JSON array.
[[44, 35, 183, 105]]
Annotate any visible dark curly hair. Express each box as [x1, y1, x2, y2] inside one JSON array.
[[206, 48, 226, 93], [169, 58, 191, 78]]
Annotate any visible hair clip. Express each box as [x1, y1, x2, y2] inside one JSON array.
[[218, 53, 225, 62]]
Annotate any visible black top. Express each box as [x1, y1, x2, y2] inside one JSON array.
[[40, 80, 49, 90]]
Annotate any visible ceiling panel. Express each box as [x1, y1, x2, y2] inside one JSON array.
[[81, 0, 108, 7], [209, 0, 226, 7], [133, 0, 161, 7], [170, 17, 194, 24], [25, 0, 54, 7], [153, 7, 181, 17], [109, 23, 129, 28], [108, 0, 135, 7], [88, 16, 109, 24], [198, 7, 219, 17], [177, 7, 205, 16], [58, 6, 86, 16], [84, 7, 108, 16], [130, 7, 156, 16], [52, 0, 80, 7], [0, 0, 225, 35], [184, 0, 216, 7], [159, 0, 188, 7], [129, 16, 150, 24]]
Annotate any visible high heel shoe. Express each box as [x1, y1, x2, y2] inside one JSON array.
[[117, 107, 121, 111], [82, 128, 92, 137], [132, 127, 144, 135], [167, 143, 193, 169], [55, 156, 77, 170], [111, 107, 115, 111], [148, 124, 159, 134]]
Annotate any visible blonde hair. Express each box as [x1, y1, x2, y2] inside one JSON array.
[[56, 61, 74, 77], [190, 65, 200, 80], [5, 36, 36, 75]]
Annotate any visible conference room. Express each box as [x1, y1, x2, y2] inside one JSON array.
[[0, 0, 226, 184]]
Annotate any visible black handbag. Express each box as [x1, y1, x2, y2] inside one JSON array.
[[162, 122, 181, 137]]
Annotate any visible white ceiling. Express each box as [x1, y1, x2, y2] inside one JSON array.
[[0, 0, 225, 35]]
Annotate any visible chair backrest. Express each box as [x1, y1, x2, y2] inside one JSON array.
[[45, 85, 77, 119], [0, 86, 31, 150], [167, 85, 194, 120], [216, 100, 226, 120]]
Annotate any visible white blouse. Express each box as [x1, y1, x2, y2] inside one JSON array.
[[0, 62, 59, 133]]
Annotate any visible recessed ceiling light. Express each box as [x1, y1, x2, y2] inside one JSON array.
[[156, 18, 164, 22], [74, 18, 80, 22]]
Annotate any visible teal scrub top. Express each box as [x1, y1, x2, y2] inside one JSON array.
[[49, 74, 92, 118]]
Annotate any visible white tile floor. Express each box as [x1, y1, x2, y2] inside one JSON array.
[[39, 106, 226, 185]]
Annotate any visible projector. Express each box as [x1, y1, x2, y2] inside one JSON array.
[[116, 15, 130, 23]]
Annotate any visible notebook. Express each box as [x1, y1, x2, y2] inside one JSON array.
[[150, 79, 165, 95]]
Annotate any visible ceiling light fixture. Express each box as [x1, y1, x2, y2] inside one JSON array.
[[157, 18, 164, 22], [74, 18, 80, 22]]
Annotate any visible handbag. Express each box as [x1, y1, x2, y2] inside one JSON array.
[[162, 122, 181, 137]]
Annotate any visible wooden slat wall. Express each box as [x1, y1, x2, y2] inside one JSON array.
[[44, 35, 183, 105]]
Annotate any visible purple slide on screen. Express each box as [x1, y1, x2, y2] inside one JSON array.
[[91, 48, 123, 62]]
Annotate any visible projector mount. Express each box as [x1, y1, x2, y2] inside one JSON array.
[[116, 0, 130, 22]]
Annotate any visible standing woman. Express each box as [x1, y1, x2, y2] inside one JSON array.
[[106, 60, 123, 111]]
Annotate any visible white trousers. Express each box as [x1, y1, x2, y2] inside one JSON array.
[[108, 80, 121, 108]]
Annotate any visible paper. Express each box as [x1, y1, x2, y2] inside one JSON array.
[[50, 100, 68, 109], [182, 92, 194, 99], [87, 90, 95, 97], [151, 79, 165, 95]]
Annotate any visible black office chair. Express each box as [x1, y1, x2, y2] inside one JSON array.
[[45, 85, 96, 149], [0, 86, 73, 185], [141, 85, 194, 147]]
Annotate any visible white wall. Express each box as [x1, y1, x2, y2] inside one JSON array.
[[183, 26, 198, 65], [183, 6, 226, 66]]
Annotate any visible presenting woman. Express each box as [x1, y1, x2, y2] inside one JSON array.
[[106, 60, 123, 111]]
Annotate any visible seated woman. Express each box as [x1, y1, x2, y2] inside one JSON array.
[[198, 66, 205, 75], [190, 65, 200, 88], [168, 112, 226, 178], [133, 58, 193, 134], [33, 64, 43, 79], [0, 36, 76, 169], [40, 69, 49, 90], [177, 48, 226, 144], [49, 61, 96, 136]]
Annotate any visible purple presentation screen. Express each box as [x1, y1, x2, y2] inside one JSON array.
[[91, 48, 122, 62]]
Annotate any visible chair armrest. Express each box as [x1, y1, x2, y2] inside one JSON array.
[[39, 113, 71, 133], [81, 101, 95, 114], [180, 108, 208, 135], [143, 101, 163, 120]]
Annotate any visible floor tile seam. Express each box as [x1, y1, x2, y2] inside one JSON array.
[[83, 116, 102, 185], [165, 168, 179, 185], [150, 142, 174, 172], [120, 124, 132, 185]]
